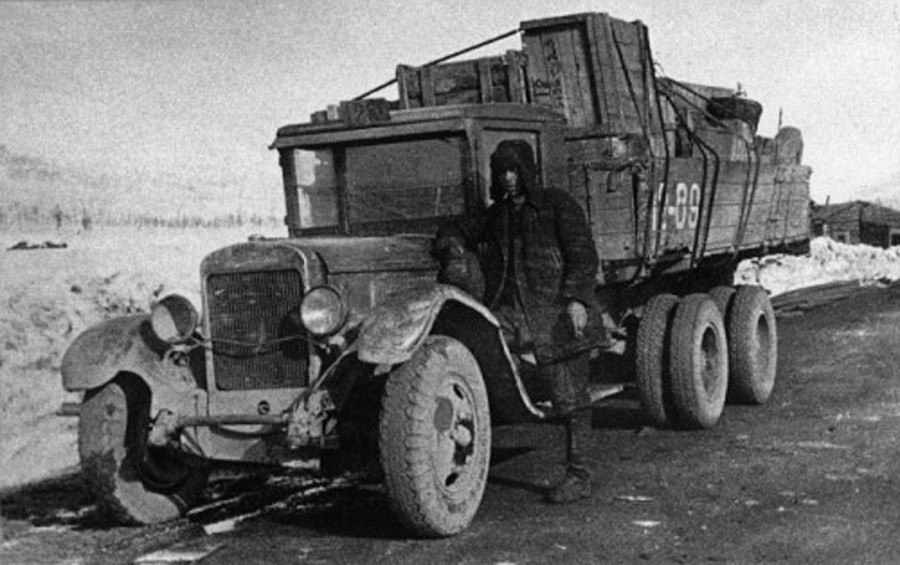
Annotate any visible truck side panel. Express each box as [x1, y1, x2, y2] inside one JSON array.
[[565, 150, 810, 281]]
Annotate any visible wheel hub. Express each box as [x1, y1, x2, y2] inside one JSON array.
[[433, 378, 477, 491]]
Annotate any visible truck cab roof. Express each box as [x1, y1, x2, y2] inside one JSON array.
[[271, 103, 566, 149]]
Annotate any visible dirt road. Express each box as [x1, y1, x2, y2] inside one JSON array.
[[3, 284, 899, 564]]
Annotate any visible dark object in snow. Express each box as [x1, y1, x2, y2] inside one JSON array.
[[7, 240, 68, 251]]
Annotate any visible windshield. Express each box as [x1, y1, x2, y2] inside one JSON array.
[[286, 134, 466, 231], [291, 149, 340, 228]]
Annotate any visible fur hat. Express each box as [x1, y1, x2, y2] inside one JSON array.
[[489, 139, 537, 202]]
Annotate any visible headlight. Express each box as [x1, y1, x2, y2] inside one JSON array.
[[300, 286, 346, 336], [151, 294, 199, 344]]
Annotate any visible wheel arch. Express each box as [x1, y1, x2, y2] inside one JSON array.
[[62, 314, 203, 418], [353, 285, 545, 423], [430, 301, 545, 423]]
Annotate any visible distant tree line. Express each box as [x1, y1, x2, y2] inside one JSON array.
[[0, 202, 282, 231]]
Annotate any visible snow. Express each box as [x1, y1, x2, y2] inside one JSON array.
[[1, 232, 899, 490], [736, 237, 900, 296], [0, 225, 280, 490]]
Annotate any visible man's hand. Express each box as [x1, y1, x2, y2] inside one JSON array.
[[567, 300, 587, 338]]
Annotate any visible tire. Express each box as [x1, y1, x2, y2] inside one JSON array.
[[727, 286, 777, 404], [379, 336, 490, 537], [668, 294, 729, 430], [78, 378, 208, 525], [707, 97, 763, 130], [635, 294, 680, 428], [708, 285, 736, 318]]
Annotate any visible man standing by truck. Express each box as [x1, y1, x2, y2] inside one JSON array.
[[436, 139, 606, 503]]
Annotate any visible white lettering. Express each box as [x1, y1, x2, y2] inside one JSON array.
[[653, 181, 703, 232]]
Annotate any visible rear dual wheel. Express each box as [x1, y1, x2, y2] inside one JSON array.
[[668, 294, 729, 429], [635, 286, 777, 428], [724, 286, 778, 404], [635, 294, 679, 427], [636, 293, 729, 429]]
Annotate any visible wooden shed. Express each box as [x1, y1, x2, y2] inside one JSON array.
[[811, 200, 900, 248]]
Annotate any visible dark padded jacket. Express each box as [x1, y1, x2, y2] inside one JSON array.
[[436, 140, 603, 362]]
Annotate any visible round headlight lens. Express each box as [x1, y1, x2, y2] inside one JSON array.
[[151, 294, 199, 344], [300, 286, 346, 336]]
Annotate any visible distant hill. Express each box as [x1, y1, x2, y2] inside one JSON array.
[[0, 145, 283, 229]]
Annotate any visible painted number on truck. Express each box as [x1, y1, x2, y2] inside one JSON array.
[[651, 182, 701, 231]]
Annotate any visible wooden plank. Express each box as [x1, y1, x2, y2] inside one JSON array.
[[477, 58, 493, 103], [711, 183, 776, 206], [522, 32, 553, 109], [596, 13, 624, 129], [595, 233, 636, 259], [584, 14, 610, 125], [433, 61, 481, 94], [594, 190, 635, 210], [553, 28, 583, 125], [505, 50, 526, 103], [396, 65, 415, 109], [607, 18, 649, 134], [530, 30, 570, 117], [420, 65, 436, 107], [548, 26, 593, 126], [569, 24, 598, 125], [594, 210, 637, 235], [568, 166, 637, 212], [703, 222, 801, 250], [708, 201, 786, 229]]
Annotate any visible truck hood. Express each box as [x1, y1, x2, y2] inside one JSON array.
[[202, 234, 438, 277], [287, 234, 437, 274]]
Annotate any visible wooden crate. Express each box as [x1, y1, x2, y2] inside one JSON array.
[[396, 50, 528, 109], [520, 12, 658, 135]]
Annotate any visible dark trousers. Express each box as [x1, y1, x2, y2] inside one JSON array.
[[495, 303, 591, 416]]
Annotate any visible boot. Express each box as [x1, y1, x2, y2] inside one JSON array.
[[545, 415, 593, 503], [546, 462, 592, 503]]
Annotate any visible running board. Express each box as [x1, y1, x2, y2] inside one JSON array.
[[588, 383, 626, 404]]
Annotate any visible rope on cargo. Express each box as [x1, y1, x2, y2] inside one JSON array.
[[660, 79, 762, 255], [656, 86, 721, 268], [656, 72, 770, 259], [643, 35, 672, 274]]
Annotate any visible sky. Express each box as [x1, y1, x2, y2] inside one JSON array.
[[1, 0, 898, 207]]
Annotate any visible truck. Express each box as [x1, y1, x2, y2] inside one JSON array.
[[61, 12, 811, 537]]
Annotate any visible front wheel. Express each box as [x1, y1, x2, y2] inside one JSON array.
[[78, 377, 208, 525], [379, 336, 491, 537]]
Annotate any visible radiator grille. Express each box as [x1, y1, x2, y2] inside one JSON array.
[[206, 270, 307, 390]]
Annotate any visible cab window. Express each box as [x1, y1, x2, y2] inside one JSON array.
[[344, 135, 465, 224]]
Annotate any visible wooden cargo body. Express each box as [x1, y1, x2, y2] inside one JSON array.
[[390, 12, 810, 283]]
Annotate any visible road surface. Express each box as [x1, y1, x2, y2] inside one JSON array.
[[2, 283, 899, 564]]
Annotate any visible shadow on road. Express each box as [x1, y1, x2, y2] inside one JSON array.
[[0, 471, 120, 533]]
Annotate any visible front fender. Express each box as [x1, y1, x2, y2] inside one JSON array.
[[61, 315, 201, 416], [354, 284, 546, 423], [355, 285, 497, 365]]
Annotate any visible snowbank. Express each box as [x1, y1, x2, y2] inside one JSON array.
[[0, 226, 280, 490], [1, 232, 899, 490], [736, 237, 900, 296]]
